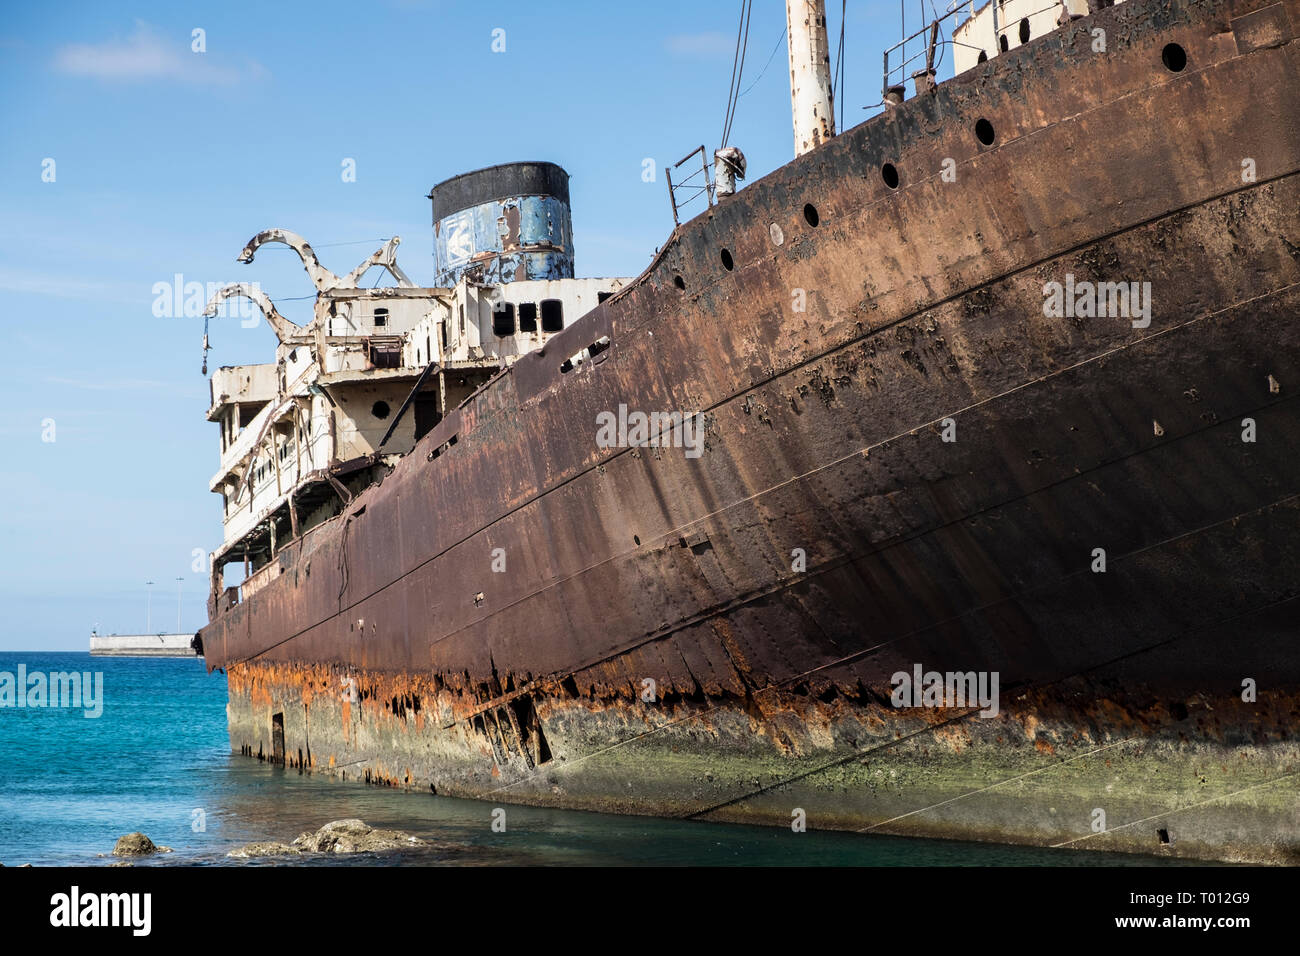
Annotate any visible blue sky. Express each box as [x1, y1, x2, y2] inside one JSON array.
[[0, 0, 917, 649]]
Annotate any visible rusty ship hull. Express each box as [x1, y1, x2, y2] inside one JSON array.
[[200, 0, 1300, 862]]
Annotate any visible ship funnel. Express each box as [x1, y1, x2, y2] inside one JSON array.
[[428, 161, 574, 286], [786, 0, 836, 156]]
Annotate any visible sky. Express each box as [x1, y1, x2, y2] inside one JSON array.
[[0, 0, 934, 649]]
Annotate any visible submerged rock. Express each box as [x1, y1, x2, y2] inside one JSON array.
[[112, 833, 172, 857], [228, 819, 426, 858], [226, 841, 299, 859]]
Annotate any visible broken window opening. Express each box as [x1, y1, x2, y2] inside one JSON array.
[[493, 302, 517, 337], [518, 302, 538, 333], [366, 339, 403, 369], [540, 299, 564, 333]]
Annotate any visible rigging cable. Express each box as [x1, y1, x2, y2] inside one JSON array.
[[929, 0, 946, 75], [257, 237, 388, 250], [720, 0, 745, 146], [739, 27, 786, 97], [832, 0, 846, 132], [720, 0, 753, 148]]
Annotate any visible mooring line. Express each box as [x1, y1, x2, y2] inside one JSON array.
[[856, 737, 1141, 832], [481, 589, 1297, 821], [1049, 771, 1300, 849]]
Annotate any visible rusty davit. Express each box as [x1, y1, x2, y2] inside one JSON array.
[[196, 0, 1300, 863]]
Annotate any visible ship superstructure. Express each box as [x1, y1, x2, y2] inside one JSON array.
[[204, 164, 629, 601]]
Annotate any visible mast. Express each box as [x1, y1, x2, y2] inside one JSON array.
[[786, 0, 836, 156]]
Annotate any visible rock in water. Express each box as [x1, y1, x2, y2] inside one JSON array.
[[226, 841, 299, 859], [112, 833, 172, 857], [292, 818, 427, 854], [229, 819, 426, 858]]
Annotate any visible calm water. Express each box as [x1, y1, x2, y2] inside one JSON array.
[[0, 652, 1190, 866]]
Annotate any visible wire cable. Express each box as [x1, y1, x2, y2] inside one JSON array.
[[258, 237, 388, 250], [739, 27, 786, 97], [832, 0, 846, 130], [720, 0, 753, 148]]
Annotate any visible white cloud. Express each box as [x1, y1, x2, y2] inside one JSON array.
[[52, 21, 266, 85], [665, 32, 737, 58]]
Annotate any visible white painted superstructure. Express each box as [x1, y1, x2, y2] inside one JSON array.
[[202, 230, 630, 608], [953, 0, 1106, 74]]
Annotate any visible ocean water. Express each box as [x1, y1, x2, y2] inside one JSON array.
[[0, 652, 1190, 867]]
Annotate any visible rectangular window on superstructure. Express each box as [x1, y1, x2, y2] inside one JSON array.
[[374, 307, 388, 328], [493, 302, 516, 337], [541, 299, 563, 332], [518, 302, 538, 333]]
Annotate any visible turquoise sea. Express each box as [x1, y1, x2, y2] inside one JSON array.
[[0, 652, 1193, 866]]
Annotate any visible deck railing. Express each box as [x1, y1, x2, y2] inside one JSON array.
[[665, 145, 714, 226]]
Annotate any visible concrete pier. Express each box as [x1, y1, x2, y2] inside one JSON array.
[[89, 634, 199, 658]]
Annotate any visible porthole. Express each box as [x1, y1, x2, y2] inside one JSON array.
[[371, 401, 391, 420], [673, 274, 685, 290], [1018, 18, 1029, 43], [1162, 43, 1187, 72], [720, 248, 734, 271], [999, 34, 1009, 52], [975, 118, 995, 146], [803, 203, 820, 227], [881, 163, 900, 189]]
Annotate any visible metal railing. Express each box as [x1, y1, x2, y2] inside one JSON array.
[[882, 2, 975, 99], [883, 0, 1076, 99], [665, 146, 714, 226]]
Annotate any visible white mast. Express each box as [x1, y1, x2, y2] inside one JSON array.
[[786, 0, 836, 156]]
